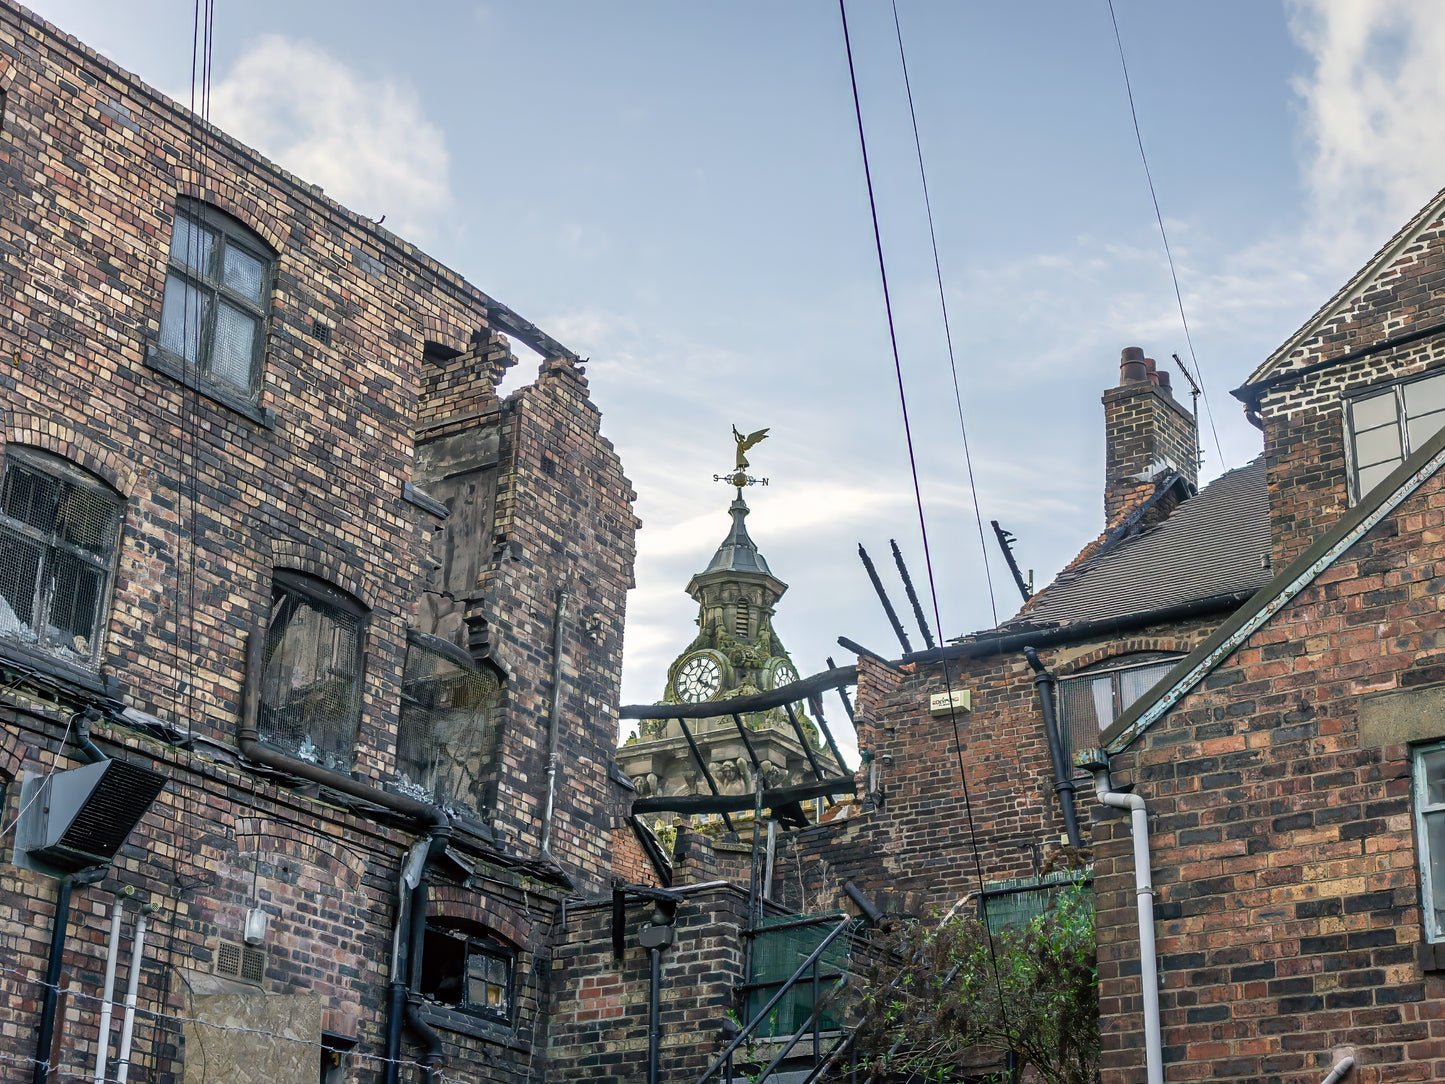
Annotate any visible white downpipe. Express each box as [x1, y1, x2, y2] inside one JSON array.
[[1090, 767, 1163, 1084], [115, 905, 155, 1084], [92, 902, 124, 1084], [1321, 1056, 1355, 1084]]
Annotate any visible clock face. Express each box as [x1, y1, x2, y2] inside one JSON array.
[[675, 653, 723, 703]]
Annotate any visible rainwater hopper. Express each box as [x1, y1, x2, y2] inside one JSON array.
[[18, 759, 166, 873]]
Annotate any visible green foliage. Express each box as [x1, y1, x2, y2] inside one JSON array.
[[849, 883, 1099, 1084]]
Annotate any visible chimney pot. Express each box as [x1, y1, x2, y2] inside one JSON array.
[[1119, 346, 1148, 385], [1157, 369, 1172, 392]]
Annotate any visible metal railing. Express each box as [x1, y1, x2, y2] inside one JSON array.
[[696, 915, 853, 1084]]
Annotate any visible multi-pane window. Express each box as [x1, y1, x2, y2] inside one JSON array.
[[258, 572, 365, 771], [158, 203, 273, 402], [1346, 369, 1445, 503], [1414, 741, 1445, 942], [419, 926, 515, 1023], [0, 448, 122, 667], [1057, 653, 1181, 772]]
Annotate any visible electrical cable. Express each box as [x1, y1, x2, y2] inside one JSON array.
[[837, 0, 1011, 1039], [889, 0, 999, 629], [1105, 0, 1225, 470]]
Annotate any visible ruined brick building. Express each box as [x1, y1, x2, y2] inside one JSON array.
[[0, 5, 644, 1082]]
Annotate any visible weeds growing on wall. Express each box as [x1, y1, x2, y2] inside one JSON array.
[[849, 883, 1099, 1084]]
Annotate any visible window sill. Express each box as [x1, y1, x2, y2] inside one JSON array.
[[0, 638, 117, 698], [1418, 941, 1445, 972], [414, 1002, 527, 1051], [145, 347, 275, 429]]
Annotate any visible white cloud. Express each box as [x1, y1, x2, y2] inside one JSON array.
[[210, 36, 453, 241], [1289, 0, 1445, 262]]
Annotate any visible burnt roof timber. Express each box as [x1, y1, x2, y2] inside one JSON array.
[[620, 665, 857, 720]]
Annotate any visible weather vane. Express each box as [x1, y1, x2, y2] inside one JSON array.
[[714, 425, 770, 493]]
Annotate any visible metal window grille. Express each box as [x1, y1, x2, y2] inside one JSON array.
[[158, 201, 273, 401], [396, 632, 502, 813], [258, 571, 365, 771], [1057, 653, 1180, 773], [1346, 369, 1445, 503], [1414, 741, 1445, 942], [0, 448, 121, 666]]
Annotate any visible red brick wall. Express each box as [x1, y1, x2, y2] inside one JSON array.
[[0, 5, 636, 1081], [546, 887, 748, 1081], [792, 623, 1217, 920], [1093, 471, 1445, 1083]]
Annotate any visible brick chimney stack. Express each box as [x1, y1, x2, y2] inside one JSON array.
[[1102, 346, 1199, 529]]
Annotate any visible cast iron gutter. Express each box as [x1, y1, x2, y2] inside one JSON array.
[[619, 664, 857, 720], [905, 590, 1256, 668], [1231, 317, 1445, 407]]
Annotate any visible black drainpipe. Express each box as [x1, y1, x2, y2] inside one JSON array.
[[33, 710, 111, 1084], [404, 832, 451, 1083], [33, 866, 106, 1084], [1023, 647, 1081, 850], [639, 899, 679, 1084]]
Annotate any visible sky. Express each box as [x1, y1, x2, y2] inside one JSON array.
[[25, 0, 1445, 765]]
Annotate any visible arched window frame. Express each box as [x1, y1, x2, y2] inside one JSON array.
[[0, 446, 124, 669]]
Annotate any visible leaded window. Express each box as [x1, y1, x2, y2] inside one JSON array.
[[258, 571, 365, 771], [1057, 652, 1182, 772], [0, 448, 122, 666], [1414, 741, 1445, 942], [1346, 369, 1445, 503], [158, 202, 273, 402]]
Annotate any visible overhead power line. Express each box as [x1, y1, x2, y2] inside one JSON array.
[[1106, 0, 1226, 471]]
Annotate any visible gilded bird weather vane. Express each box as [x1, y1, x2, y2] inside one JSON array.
[[714, 425, 770, 493]]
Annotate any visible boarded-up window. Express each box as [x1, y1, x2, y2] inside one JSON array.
[[259, 571, 365, 770], [396, 631, 503, 814], [0, 447, 122, 666]]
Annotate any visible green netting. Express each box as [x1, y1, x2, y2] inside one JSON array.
[[746, 912, 853, 1038], [980, 871, 1088, 934]]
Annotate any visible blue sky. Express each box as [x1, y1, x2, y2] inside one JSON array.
[[28, 1, 1445, 763]]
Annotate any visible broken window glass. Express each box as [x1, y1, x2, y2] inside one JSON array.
[[0, 447, 122, 667], [258, 571, 365, 771], [419, 925, 514, 1023], [396, 631, 504, 815]]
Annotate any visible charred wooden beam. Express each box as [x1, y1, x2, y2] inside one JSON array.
[[631, 776, 855, 817], [859, 543, 912, 653], [620, 665, 857, 720], [890, 538, 935, 650]]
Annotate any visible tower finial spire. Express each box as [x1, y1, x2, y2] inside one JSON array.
[[717, 424, 771, 494]]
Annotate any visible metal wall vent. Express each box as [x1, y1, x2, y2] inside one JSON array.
[[214, 939, 266, 985], [21, 759, 166, 872]]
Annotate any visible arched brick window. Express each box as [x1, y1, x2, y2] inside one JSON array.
[[0, 447, 123, 667]]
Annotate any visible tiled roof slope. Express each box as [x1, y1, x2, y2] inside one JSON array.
[[1000, 456, 1271, 631]]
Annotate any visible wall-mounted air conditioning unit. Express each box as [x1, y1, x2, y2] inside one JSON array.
[[15, 759, 167, 874]]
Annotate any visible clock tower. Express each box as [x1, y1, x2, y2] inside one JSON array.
[[617, 429, 840, 829]]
